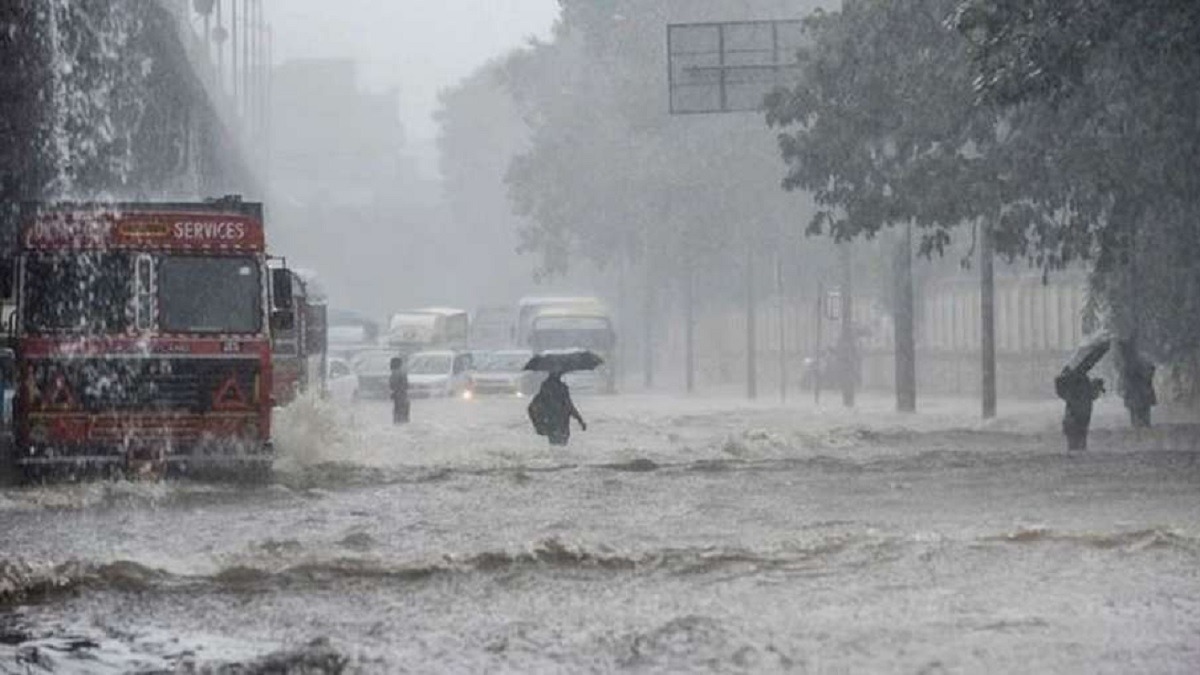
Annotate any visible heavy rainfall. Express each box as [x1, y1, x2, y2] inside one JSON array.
[[0, 0, 1197, 672]]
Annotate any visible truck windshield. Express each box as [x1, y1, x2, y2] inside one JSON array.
[[159, 256, 261, 334], [531, 328, 614, 351], [24, 254, 132, 334]]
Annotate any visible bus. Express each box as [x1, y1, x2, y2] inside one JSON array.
[[521, 297, 617, 393], [385, 307, 469, 354], [3, 198, 292, 480]]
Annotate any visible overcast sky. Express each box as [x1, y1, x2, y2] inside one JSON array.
[[268, 0, 559, 143]]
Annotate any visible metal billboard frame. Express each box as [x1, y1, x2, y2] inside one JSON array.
[[667, 19, 806, 115]]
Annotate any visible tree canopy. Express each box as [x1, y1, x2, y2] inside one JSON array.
[[765, 0, 1200, 380]]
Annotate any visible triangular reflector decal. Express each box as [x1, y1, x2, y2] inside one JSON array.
[[214, 375, 248, 410]]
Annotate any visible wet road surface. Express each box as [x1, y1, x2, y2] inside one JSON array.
[[1, 393, 1198, 672]]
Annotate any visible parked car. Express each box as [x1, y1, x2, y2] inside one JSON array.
[[352, 349, 399, 400], [406, 350, 473, 399], [325, 356, 358, 402], [469, 350, 541, 397]]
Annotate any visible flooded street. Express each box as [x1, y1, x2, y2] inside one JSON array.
[[2, 394, 1198, 673], [2, 0, 1199, 672]]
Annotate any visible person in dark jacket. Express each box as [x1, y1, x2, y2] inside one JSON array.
[[389, 356, 409, 424], [1117, 340, 1156, 428], [1055, 365, 1104, 450], [527, 371, 586, 446]]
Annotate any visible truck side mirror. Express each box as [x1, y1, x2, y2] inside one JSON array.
[[271, 268, 294, 312]]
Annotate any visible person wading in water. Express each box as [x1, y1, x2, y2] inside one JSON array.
[[389, 356, 410, 425], [1055, 365, 1104, 451], [528, 371, 586, 446]]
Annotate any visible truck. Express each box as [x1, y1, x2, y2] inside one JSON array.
[[515, 296, 609, 349], [469, 305, 518, 350], [269, 266, 328, 407], [384, 307, 469, 354], [326, 308, 381, 361], [2, 198, 294, 481]]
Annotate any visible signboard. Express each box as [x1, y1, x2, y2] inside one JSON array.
[[24, 211, 265, 251], [668, 19, 807, 114]]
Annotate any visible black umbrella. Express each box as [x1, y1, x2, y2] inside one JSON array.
[[1065, 331, 1111, 375], [524, 349, 604, 373]]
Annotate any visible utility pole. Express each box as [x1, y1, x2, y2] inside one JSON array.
[[746, 246, 757, 400], [981, 219, 997, 418], [894, 223, 916, 412], [617, 258, 628, 391], [214, 0, 224, 87], [643, 254, 655, 390], [242, 0, 250, 119], [684, 255, 695, 393], [201, 5, 211, 59], [231, 0, 238, 104], [777, 255, 786, 402]]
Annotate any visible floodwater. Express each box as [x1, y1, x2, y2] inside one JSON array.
[[1, 391, 1198, 673]]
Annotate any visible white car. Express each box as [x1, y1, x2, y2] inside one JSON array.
[[406, 351, 473, 399], [470, 349, 542, 397], [351, 349, 400, 401], [325, 356, 358, 403]]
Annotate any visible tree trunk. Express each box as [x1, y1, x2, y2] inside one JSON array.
[[894, 224, 916, 413], [981, 220, 997, 419], [814, 280, 824, 405], [840, 243, 856, 408]]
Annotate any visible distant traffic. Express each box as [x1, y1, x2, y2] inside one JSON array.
[[324, 295, 617, 404]]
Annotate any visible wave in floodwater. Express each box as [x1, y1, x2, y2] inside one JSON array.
[[4, 528, 1196, 609], [265, 393, 1200, 488]]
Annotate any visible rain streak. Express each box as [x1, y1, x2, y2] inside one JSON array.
[[0, 1, 1198, 673]]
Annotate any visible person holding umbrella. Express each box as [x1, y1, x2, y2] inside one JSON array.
[[1055, 335, 1109, 451], [525, 350, 599, 446]]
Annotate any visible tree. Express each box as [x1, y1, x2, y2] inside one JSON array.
[[765, 0, 1002, 411], [956, 0, 1200, 394], [503, 0, 816, 392]]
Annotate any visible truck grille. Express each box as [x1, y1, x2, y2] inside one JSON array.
[[29, 358, 259, 413]]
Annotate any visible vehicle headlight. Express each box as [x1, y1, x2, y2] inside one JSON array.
[[461, 389, 474, 401]]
